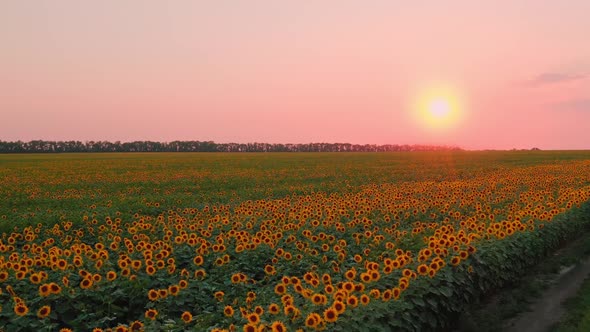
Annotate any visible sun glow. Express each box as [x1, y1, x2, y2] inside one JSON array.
[[411, 84, 464, 131]]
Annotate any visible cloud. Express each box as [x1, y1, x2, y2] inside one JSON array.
[[551, 98, 590, 112], [528, 72, 587, 86]]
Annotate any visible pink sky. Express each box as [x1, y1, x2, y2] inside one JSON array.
[[1, 1, 590, 150]]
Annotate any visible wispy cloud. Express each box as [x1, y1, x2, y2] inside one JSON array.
[[551, 98, 590, 112], [528, 72, 587, 86]]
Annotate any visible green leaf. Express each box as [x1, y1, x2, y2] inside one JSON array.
[[411, 297, 425, 307]]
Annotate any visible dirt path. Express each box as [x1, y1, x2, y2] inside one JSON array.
[[504, 257, 590, 332]]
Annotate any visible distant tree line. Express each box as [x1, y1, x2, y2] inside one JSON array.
[[0, 140, 462, 153]]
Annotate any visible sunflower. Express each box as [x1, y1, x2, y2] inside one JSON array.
[[239, 307, 248, 318], [391, 287, 402, 300], [428, 269, 436, 278], [369, 289, 381, 299], [49, 283, 62, 294], [158, 289, 168, 298], [264, 265, 276, 275], [146, 265, 156, 275], [342, 282, 355, 293], [37, 305, 51, 318], [324, 284, 335, 294], [417, 264, 429, 275], [323, 307, 338, 323], [242, 324, 257, 332], [332, 300, 346, 314], [118, 260, 128, 269], [145, 309, 158, 320], [14, 303, 29, 317], [254, 306, 264, 315], [181, 311, 192, 323], [360, 294, 370, 306], [305, 313, 320, 328], [293, 284, 304, 294], [281, 295, 294, 306], [333, 290, 346, 302], [344, 269, 356, 281], [107, 271, 117, 281], [167, 265, 176, 274], [39, 284, 50, 297], [224, 305, 234, 317], [129, 320, 144, 331], [311, 294, 325, 305], [274, 283, 287, 296], [247, 291, 256, 300], [383, 265, 393, 274], [270, 321, 287, 332], [168, 285, 180, 296], [29, 273, 41, 284], [360, 273, 371, 283], [121, 268, 131, 277], [429, 262, 439, 271], [194, 269, 206, 279], [57, 259, 67, 270], [148, 289, 159, 301], [80, 278, 93, 289], [381, 290, 392, 302], [114, 325, 128, 332], [283, 305, 297, 317], [399, 278, 409, 292], [231, 273, 241, 284], [354, 283, 365, 293], [247, 313, 260, 325], [268, 303, 280, 314], [281, 276, 290, 284], [193, 255, 204, 266], [179, 279, 188, 289], [459, 251, 469, 260], [310, 278, 320, 287]]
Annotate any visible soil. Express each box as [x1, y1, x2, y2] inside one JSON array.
[[504, 257, 590, 332]]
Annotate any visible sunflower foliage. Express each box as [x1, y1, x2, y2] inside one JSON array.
[[1, 153, 590, 331]]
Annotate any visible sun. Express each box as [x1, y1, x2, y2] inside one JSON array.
[[428, 98, 451, 118], [410, 84, 464, 131]]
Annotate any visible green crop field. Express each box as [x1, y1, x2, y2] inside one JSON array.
[[1, 151, 590, 331]]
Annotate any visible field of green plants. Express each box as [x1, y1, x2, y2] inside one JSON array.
[[1, 151, 590, 332]]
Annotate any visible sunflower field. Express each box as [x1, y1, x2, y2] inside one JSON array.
[[1, 151, 590, 332]]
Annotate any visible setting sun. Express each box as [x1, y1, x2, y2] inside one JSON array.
[[428, 99, 451, 118], [411, 85, 464, 131]]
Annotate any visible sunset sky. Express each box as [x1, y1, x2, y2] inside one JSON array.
[[2, 1, 590, 150]]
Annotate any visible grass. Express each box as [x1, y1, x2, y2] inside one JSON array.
[[455, 231, 590, 332], [553, 259, 590, 332]]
